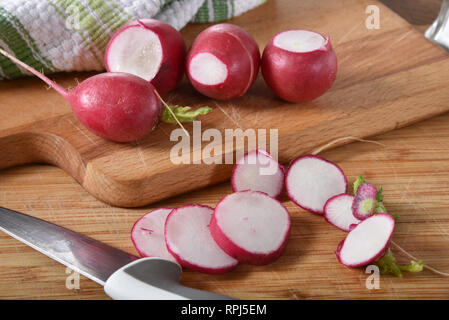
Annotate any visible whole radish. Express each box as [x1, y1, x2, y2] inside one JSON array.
[[186, 23, 260, 100], [0, 49, 161, 142], [262, 30, 337, 102], [106, 19, 186, 94]]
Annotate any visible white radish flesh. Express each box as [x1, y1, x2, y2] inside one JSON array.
[[286, 155, 347, 214], [131, 208, 176, 261], [324, 194, 360, 232], [106, 19, 186, 94], [165, 204, 238, 274], [232, 149, 285, 198], [336, 213, 395, 267], [210, 191, 291, 265]]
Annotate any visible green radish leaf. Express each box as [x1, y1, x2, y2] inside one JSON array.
[[353, 175, 366, 195], [161, 105, 212, 124], [376, 249, 424, 277]]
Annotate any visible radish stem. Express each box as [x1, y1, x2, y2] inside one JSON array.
[[311, 136, 386, 155], [391, 240, 449, 277], [0, 48, 68, 97], [153, 90, 190, 137]]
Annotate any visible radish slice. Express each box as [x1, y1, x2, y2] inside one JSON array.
[[210, 191, 291, 265], [352, 182, 377, 220], [165, 204, 238, 274], [336, 213, 395, 267], [105, 19, 186, 94], [324, 194, 360, 232], [231, 149, 285, 198], [285, 155, 347, 214], [131, 208, 176, 261]]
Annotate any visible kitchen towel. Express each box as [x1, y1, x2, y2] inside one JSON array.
[[0, 0, 266, 79]]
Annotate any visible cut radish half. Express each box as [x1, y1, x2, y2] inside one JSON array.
[[261, 29, 337, 102], [352, 182, 377, 220], [131, 208, 175, 261], [336, 213, 395, 267], [324, 194, 360, 232], [285, 155, 347, 214], [232, 149, 285, 198], [186, 23, 260, 100], [210, 191, 291, 265], [106, 19, 186, 94], [165, 204, 238, 274]]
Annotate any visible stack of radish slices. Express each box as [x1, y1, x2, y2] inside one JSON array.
[[132, 150, 290, 274], [132, 150, 403, 274]]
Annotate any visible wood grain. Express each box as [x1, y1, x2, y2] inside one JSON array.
[[1, 0, 449, 300], [1, 0, 449, 207]]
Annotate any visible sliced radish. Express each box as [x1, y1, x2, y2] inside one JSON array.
[[285, 155, 347, 214], [186, 23, 260, 100], [261, 29, 337, 102], [336, 213, 395, 267], [131, 208, 175, 261], [231, 149, 285, 198], [165, 204, 238, 274], [105, 19, 186, 94], [210, 191, 291, 265], [352, 182, 377, 220], [324, 194, 360, 232]]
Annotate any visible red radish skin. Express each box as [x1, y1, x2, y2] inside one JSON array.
[[131, 208, 176, 261], [0, 49, 162, 142], [210, 191, 291, 265], [165, 204, 238, 274], [105, 19, 186, 94], [231, 149, 285, 198], [324, 194, 360, 232], [186, 23, 260, 100], [352, 182, 378, 220], [286, 155, 347, 215], [261, 30, 337, 102], [336, 213, 395, 267], [68, 73, 162, 142]]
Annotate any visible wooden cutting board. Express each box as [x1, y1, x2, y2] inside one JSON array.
[[1, 0, 449, 208]]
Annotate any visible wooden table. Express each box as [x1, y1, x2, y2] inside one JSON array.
[[1, 0, 448, 299]]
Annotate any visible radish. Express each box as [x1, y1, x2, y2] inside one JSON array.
[[285, 155, 347, 214], [336, 213, 395, 267], [352, 182, 377, 220], [231, 149, 285, 198], [324, 194, 360, 232], [105, 19, 186, 94], [261, 30, 337, 102], [131, 208, 176, 261], [186, 23, 260, 100], [0, 49, 161, 142], [165, 204, 238, 274], [210, 191, 291, 265]]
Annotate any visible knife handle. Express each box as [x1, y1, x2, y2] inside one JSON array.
[[104, 257, 235, 300]]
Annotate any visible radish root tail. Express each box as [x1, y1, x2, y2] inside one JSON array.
[[391, 240, 449, 277], [311, 136, 386, 155], [0, 48, 68, 97]]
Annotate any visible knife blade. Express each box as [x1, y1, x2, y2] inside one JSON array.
[[0, 206, 138, 286], [0, 206, 235, 300]]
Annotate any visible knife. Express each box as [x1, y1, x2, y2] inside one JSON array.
[[0, 206, 234, 300]]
